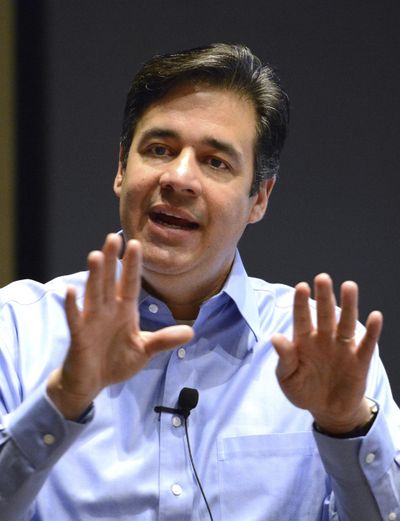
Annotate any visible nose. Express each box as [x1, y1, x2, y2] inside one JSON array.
[[159, 148, 202, 196]]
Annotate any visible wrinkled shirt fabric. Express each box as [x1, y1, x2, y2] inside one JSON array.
[[1, 252, 400, 521]]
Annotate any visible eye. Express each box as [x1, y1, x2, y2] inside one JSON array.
[[207, 157, 229, 170], [142, 143, 175, 159], [148, 145, 171, 157]]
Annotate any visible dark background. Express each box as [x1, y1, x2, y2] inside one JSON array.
[[16, 1, 400, 399]]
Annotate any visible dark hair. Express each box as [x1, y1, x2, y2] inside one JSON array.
[[120, 43, 289, 195]]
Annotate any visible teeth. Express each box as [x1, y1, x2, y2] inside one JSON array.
[[151, 211, 197, 230], [164, 223, 184, 229], [157, 210, 190, 220]]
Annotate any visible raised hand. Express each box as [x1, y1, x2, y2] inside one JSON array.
[[47, 234, 193, 420], [271, 273, 383, 434]]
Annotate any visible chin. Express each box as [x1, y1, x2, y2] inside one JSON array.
[[142, 248, 195, 277]]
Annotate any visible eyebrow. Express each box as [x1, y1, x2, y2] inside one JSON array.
[[201, 137, 241, 166], [137, 127, 243, 166], [137, 127, 179, 147]]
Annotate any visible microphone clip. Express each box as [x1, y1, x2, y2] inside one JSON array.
[[154, 405, 191, 419], [154, 387, 199, 420]]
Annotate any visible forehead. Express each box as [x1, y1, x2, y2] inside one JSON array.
[[133, 83, 257, 149]]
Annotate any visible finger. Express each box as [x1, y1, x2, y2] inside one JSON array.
[[102, 234, 121, 302], [315, 273, 336, 334], [357, 310, 383, 364], [65, 287, 81, 340], [293, 282, 313, 339], [142, 325, 194, 356], [118, 240, 142, 304], [271, 333, 298, 382], [84, 250, 104, 312], [336, 281, 358, 342]]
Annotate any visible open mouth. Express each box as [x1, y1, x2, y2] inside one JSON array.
[[149, 211, 199, 230]]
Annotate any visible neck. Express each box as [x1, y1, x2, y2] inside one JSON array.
[[142, 267, 231, 320]]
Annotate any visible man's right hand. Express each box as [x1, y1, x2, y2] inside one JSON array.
[[47, 233, 193, 420]]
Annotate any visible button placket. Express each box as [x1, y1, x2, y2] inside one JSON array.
[[158, 336, 194, 516]]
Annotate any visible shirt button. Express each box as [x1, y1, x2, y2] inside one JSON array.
[[171, 483, 183, 496], [172, 415, 182, 428], [388, 513, 397, 521], [148, 303, 158, 314], [365, 452, 375, 464], [43, 434, 56, 445], [177, 347, 186, 359]]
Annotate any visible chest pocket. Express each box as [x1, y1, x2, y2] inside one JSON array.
[[217, 431, 328, 521]]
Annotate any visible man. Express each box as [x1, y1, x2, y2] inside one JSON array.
[[1, 43, 399, 521]]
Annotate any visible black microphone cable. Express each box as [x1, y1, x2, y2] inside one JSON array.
[[182, 410, 215, 521]]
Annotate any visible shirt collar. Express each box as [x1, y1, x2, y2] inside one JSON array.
[[221, 250, 261, 343], [118, 242, 260, 343]]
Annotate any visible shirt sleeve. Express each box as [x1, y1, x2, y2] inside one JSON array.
[[0, 382, 94, 521], [314, 403, 400, 521]]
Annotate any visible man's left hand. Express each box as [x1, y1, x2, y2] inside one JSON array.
[[271, 273, 383, 434]]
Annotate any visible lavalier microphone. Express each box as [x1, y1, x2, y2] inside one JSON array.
[[154, 387, 199, 418]]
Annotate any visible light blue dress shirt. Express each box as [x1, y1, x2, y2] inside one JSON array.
[[1, 252, 400, 521]]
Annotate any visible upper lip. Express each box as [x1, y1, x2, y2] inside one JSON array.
[[149, 204, 200, 226]]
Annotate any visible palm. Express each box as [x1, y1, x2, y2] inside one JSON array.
[[272, 274, 382, 431], [48, 234, 193, 419]]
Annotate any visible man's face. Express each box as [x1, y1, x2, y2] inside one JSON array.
[[114, 84, 274, 292]]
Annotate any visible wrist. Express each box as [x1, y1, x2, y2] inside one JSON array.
[[47, 369, 96, 421], [314, 398, 379, 438]]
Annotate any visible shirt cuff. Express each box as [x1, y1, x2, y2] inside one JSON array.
[[6, 381, 95, 471], [313, 405, 395, 484]]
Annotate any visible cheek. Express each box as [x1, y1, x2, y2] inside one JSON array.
[[121, 175, 150, 204], [119, 185, 143, 227], [211, 199, 252, 238], [222, 192, 253, 220]]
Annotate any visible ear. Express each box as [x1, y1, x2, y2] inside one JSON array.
[[248, 177, 276, 224], [113, 145, 124, 198]]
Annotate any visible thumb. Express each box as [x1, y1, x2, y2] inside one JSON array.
[[141, 325, 194, 357], [271, 334, 298, 382]]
